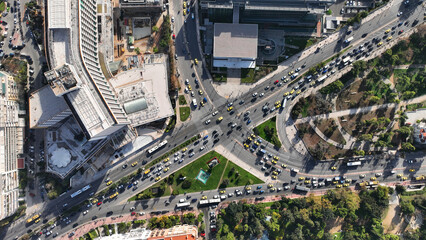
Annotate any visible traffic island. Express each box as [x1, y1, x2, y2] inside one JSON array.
[[129, 151, 263, 201]]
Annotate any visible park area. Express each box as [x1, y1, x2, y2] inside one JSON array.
[[253, 117, 282, 148], [130, 151, 263, 200]]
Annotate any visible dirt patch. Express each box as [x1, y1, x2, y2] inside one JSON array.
[[327, 217, 343, 233], [339, 107, 396, 137], [316, 118, 346, 145], [383, 204, 405, 234], [297, 123, 351, 160], [337, 79, 388, 111], [291, 95, 333, 119]]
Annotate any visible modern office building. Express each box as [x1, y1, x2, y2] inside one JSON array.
[[200, 0, 335, 28], [213, 23, 258, 69], [0, 72, 25, 220], [119, 0, 165, 15], [43, 0, 131, 142]]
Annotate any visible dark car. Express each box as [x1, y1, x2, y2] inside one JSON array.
[[72, 223, 78, 228], [106, 211, 113, 216], [92, 216, 97, 220]]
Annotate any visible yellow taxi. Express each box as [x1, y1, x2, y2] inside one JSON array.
[[330, 166, 336, 170], [131, 161, 138, 167], [304, 180, 311, 184], [284, 92, 290, 96], [109, 192, 118, 199], [343, 183, 349, 187], [92, 199, 99, 204], [220, 190, 226, 194], [288, 71, 294, 76], [402, 176, 408, 180], [245, 186, 252, 191], [188, 84, 192, 91], [296, 90, 301, 95], [378, 41, 383, 47], [272, 171, 278, 176], [244, 143, 249, 148], [385, 29, 391, 34], [272, 175, 277, 180], [275, 101, 281, 106], [298, 177, 305, 181], [268, 184, 273, 188], [271, 160, 277, 164], [290, 89, 295, 95], [281, 164, 287, 168], [201, 196, 207, 200], [183, 2, 187, 8], [387, 36, 393, 41], [183, 9, 187, 16], [345, 179, 351, 183], [163, 167, 169, 173], [106, 180, 113, 186], [270, 187, 276, 192], [332, 181, 338, 185], [217, 116, 223, 121], [397, 174, 403, 178], [254, 140, 260, 146], [251, 134, 256, 138], [273, 156, 279, 161], [200, 101, 205, 106], [370, 177, 376, 181], [247, 137, 252, 142], [35, 218, 41, 224], [409, 169, 415, 172], [198, 90, 203, 95], [336, 185, 342, 188], [155, 176, 161, 182], [276, 104, 281, 108], [227, 106, 233, 112], [163, 158, 169, 163], [194, 58, 199, 65], [182, 148, 188, 152]]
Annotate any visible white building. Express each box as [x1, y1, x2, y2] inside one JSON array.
[[0, 71, 25, 220], [213, 23, 258, 69]]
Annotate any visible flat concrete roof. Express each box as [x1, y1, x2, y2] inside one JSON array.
[[29, 86, 70, 128], [48, 0, 70, 29], [213, 23, 258, 59]]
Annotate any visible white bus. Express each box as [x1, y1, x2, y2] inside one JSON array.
[[347, 161, 361, 166], [176, 202, 191, 208], [70, 184, 91, 198], [147, 140, 168, 155], [208, 198, 221, 204], [317, 75, 327, 83], [344, 36, 354, 44], [295, 185, 310, 192]]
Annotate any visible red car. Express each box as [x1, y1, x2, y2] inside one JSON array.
[[131, 212, 136, 216], [201, 232, 206, 237], [97, 202, 102, 206], [274, 80, 279, 84], [172, 34, 176, 39]]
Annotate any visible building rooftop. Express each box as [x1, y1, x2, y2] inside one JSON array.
[[109, 54, 174, 128], [213, 23, 258, 59], [29, 86, 70, 129], [48, 0, 70, 29], [45, 64, 81, 96]]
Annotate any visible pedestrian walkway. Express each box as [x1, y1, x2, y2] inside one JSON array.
[[214, 145, 271, 183]]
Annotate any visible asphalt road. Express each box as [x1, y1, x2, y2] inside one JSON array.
[[2, 0, 425, 239]]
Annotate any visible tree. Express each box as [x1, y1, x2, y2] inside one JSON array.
[[181, 179, 192, 189], [395, 185, 406, 194], [152, 26, 159, 32], [220, 179, 230, 188], [135, 47, 141, 55], [401, 142, 415, 152], [369, 96, 380, 103], [402, 91, 416, 100], [400, 200, 415, 215]]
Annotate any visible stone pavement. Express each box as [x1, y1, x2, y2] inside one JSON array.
[[214, 145, 271, 183]]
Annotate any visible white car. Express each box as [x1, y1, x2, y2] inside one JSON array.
[[200, 146, 205, 151], [212, 111, 218, 116], [252, 92, 258, 97], [375, 173, 382, 177], [171, 17, 175, 22], [179, 199, 185, 203], [214, 195, 219, 199], [259, 92, 264, 97], [83, 210, 89, 215], [228, 193, 234, 197], [185, 79, 189, 85], [205, 119, 211, 125], [295, 67, 301, 72]]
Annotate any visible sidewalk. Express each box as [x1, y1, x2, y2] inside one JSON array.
[[214, 145, 271, 183]]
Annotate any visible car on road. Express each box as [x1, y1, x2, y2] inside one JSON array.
[[212, 111, 218, 116], [131, 161, 138, 167], [217, 116, 223, 122], [370, 177, 376, 181], [155, 177, 161, 181], [205, 119, 211, 125], [106, 180, 112, 186], [194, 58, 198, 65]]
